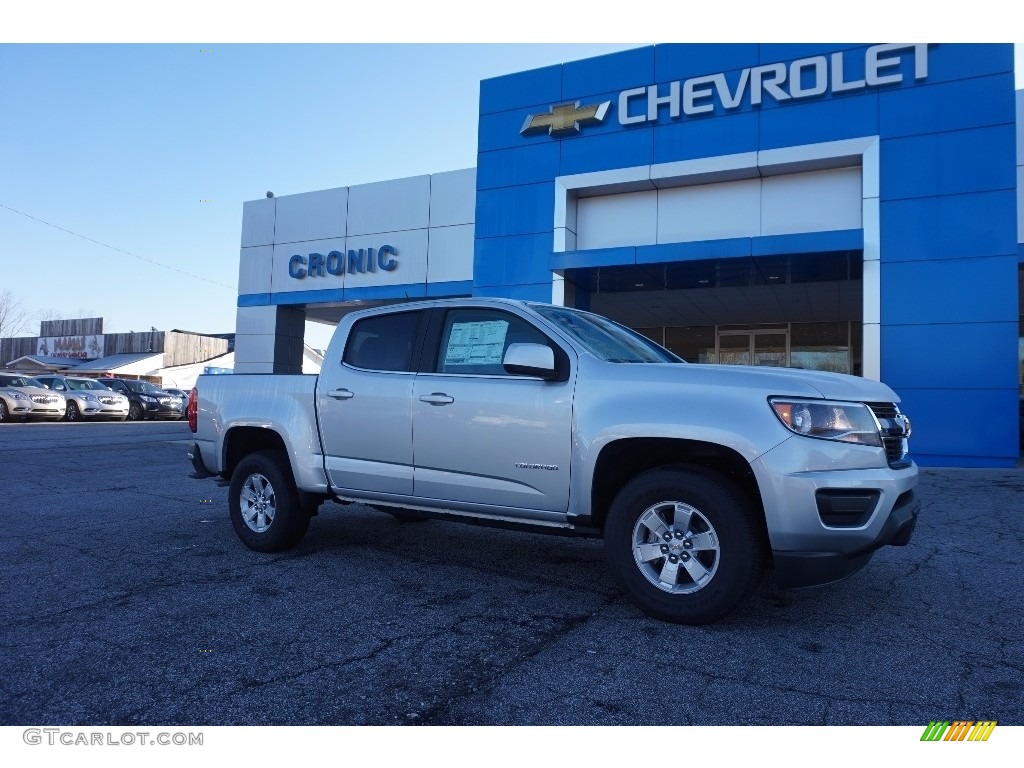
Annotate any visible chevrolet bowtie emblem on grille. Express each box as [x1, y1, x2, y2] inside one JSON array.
[[521, 100, 611, 136]]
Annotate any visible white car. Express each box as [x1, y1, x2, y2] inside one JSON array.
[[0, 387, 34, 422], [0, 374, 67, 421], [35, 375, 130, 421]]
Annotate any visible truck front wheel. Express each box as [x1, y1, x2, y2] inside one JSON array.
[[229, 450, 311, 552], [604, 466, 763, 625]]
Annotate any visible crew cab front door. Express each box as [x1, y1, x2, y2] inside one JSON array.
[[411, 307, 575, 515]]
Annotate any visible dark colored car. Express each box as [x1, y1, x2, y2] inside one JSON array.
[[102, 378, 183, 421], [163, 388, 190, 420]]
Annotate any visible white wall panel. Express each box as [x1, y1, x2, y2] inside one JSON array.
[[657, 178, 761, 242], [862, 197, 880, 262], [345, 228, 429, 289], [235, 306, 281, 336], [240, 198, 276, 247], [553, 228, 577, 252], [237, 246, 273, 296], [233, 361, 272, 374], [233, 333, 277, 364], [651, 153, 759, 187], [429, 169, 476, 227], [577, 190, 657, 250], [273, 187, 348, 244], [427, 224, 474, 284], [348, 175, 431, 236], [271, 238, 347, 295], [761, 167, 861, 235]]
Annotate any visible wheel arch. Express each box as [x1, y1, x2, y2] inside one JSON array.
[[589, 437, 766, 537], [221, 427, 325, 513], [222, 426, 288, 480]]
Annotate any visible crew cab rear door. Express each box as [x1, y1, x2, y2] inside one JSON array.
[[411, 306, 575, 514], [317, 309, 425, 495]]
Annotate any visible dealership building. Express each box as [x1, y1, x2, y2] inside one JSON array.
[[234, 43, 1022, 468]]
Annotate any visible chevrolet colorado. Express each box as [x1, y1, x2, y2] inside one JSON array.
[[188, 298, 917, 624]]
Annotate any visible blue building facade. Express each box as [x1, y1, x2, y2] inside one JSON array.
[[473, 44, 1019, 468], [235, 43, 1019, 468]]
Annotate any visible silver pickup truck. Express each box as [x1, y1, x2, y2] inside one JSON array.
[[188, 298, 917, 624]]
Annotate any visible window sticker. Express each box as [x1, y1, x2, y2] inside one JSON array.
[[444, 320, 509, 366]]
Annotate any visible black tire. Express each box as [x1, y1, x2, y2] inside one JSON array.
[[228, 450, 311, 552], [0, 400, 8, 422], [127, 402, 143, 421], [372, 505, 430, 523], [604, 466, 763, 625], [64, 401, 81, 422]]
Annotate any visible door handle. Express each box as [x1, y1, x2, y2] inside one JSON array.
[[419, 393, 454, 406], [327, 388, 354, 400]]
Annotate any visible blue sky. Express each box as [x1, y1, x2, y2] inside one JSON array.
[[0, 43, 639, 346], [1, 9, 1021, 349]]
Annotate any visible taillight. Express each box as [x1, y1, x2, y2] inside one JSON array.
[[187, 387, 198, 432]]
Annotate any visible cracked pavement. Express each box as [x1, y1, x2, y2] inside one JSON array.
[[1, 421, 1021, 725]]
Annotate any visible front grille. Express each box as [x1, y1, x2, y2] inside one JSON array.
[[98, 396, 122, 405], [865, 402, 898, 420], [866, 402, 911, 468], [159, 397, 172, 405], [30, 394, 59, 404]]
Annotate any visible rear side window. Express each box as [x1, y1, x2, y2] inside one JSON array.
[[343, 311, 423, 372]]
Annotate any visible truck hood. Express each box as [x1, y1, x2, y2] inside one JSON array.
[[591, 361, 901, 403]]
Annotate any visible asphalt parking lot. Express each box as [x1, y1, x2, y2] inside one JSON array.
[[1, 420, 1022, 726]]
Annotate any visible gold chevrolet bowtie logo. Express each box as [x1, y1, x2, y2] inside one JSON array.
[[521, 100, 611, 136]]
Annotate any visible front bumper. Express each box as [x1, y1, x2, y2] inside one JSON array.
[[143, 401, 182, 419], [752, 436, 920, 590], [771, 489, 918, 588], [28, 403, 67, 419]]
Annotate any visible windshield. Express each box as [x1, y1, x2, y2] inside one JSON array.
[[127, 380, 164, 395], [0, 375, 43, 388], [68, 379, 113, 391], [532, 305, 681, 363]]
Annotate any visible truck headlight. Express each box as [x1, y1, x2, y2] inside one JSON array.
[[769, 398, 881, 447]]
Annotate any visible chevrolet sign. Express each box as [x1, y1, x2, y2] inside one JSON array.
[[521, 100, 611, 136], [522, 44, 930, 137]]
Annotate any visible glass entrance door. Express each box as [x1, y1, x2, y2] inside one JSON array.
[[717, 330, 789, 367]]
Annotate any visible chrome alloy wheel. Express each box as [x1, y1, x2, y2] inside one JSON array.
[[632, 501, 720, 594], [240, 472, 277, 533]]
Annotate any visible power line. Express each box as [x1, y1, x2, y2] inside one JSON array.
[[0, 203, 235, 291]]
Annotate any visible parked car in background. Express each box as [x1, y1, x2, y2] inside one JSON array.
[[0, 374, 67, 421], [35, 375, 130, 421], [162, 388, 190, 419], [0, 387, 34, 422], [102, 378, 183, 421]]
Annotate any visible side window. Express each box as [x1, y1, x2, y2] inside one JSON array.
[[343, 311, 423, 372], [436, 309, 551, 376]]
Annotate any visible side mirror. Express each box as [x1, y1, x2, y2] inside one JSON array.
[[503, 343, 556, 378]]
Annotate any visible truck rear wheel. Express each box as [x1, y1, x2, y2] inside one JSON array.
[[604, 466, 763, 625], [229, 450, 311, 552]]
